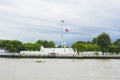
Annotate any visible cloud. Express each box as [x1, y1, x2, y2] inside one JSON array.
[[0, 0, 120, 45]]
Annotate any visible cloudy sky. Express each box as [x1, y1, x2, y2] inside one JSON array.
[[0, 0, 120, 45]]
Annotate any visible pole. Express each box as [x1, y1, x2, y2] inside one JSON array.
[[61, 20, 65, 47], [61, 20, 68, 48]]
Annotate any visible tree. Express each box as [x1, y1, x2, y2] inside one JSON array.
[[0, 40, 4, 48], [11, 40, 24, 52], [42, 40, 48, 47], [97, 33, 111, 55], [36, 40, 43, 45], [92, 37, 98, 44], [47, 41, 55, 48], [23, 43, 40, 51], [0, 39, 55, 52], [109, 44, 120, 55], [0, 40, 24, 52], [72, 41, 100, 54], [72, 43, 85, 54], [36, 40, 55, 48], [114, 39, 120, 46]]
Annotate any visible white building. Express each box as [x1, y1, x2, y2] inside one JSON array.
[[40, 46, 76, 55], [20, 46, 76, 55]]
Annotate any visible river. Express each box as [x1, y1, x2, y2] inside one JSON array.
[[0, 58, 120, 80]]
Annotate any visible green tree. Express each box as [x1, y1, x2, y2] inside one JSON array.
[[92, 37, 98, 44], [72, 41, 100, 55], [36, 40, 43, 45], [42, 40, 48, 47], [11, 40, 24, 52], [36, 40, 55, 48], [23, 43, 41, 51], [47, 41, 55, 48], [0, 40, 4, 48], [109, 44, 120, 55], [97, 33, 111, 55], [114, 39, 120, 46], [23, 43, 35, 51], [1, 40, 10, 49], [33, 43, 41, 51], [85, 44, 100, 51], [0, 40, 23, 52], [72, 43, 85, 54]]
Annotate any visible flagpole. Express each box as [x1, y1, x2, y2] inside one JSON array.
[[61, 20, 67, 48], [61, 33, 64, 47], [61, 20, 64, 48]]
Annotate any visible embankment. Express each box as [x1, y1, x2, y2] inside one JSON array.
[[0, 54, 120, 59]]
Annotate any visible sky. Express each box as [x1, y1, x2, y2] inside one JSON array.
[[0, 0, 120, 45]]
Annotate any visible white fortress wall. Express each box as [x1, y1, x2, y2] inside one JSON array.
[[20, 47, 76, 55]]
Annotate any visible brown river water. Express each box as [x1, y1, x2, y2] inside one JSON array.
[[0, 58, 120, 80]]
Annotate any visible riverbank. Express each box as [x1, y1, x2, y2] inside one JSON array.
[[0, 53, 120, 59]]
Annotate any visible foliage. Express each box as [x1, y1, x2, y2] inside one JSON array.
[[97, 33, 111, 55], [114, 39, 120, 46], [109, 45, 120, 54], [72, 41, 100, 54], [72, 32, 120, 55], [92, 37, 98, 44], [0, 40, 23, 52], [23, 43, 40, 51], [36, 40, 55, 48], [0, 39, 55, 53]]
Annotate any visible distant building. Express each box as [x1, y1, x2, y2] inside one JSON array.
[[40, 46, 76, 55], [20, 46, 76, 55]]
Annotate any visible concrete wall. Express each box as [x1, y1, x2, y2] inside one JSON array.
[[20, 48, 76, 55]]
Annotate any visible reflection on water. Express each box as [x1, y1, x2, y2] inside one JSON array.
[[0, 58, 120, 80]]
